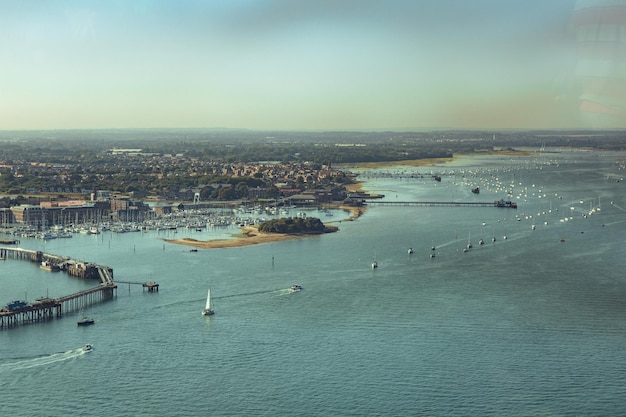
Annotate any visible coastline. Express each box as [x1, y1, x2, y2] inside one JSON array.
[[166, 152, 520, 250], [163, 156, 463, 250]]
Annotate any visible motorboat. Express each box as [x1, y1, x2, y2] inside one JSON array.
[[83, 344, 93, 352], [290, 284, 303, 292], [77, 316, 95, 326]]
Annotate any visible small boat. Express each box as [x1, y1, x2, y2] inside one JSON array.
[[83, 344, 93, 352], [290, 284, 303, 292], [408, 247, 414, 254], [77, 316, 95, 326], [40, 261, 60, 272], [202, 288, 214, 316], [371, 251, 378, 269]]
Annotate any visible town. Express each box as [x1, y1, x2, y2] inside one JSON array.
[[0, 128, 623, 234]]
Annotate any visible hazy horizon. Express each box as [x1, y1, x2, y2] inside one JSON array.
[[2, 1, 625, 131]]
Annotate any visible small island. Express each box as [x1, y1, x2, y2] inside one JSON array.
[[257, 217, 338, 234]]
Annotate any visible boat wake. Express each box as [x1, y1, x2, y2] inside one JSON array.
[[0, 347, 88, 372], [275, 288, 296, 296], [609, 203, 626, 213], [214, 288, 296, 299]]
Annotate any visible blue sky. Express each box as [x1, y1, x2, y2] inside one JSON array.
[[0, 1, 599, 131]]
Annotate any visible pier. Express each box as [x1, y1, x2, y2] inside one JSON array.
[[116, 281, 160, 292], [364, 199, 518, 208], [0, 247, 156, 329]]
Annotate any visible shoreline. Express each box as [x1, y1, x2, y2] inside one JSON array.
[[165, 152, 520, 250]]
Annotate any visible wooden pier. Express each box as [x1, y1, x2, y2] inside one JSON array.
[[0, 247, 156, 329], [117, 280, 160, 292], [0, 298, 61, 329]]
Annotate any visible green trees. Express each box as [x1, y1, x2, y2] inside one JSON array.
[[257, 217, 330, 234]]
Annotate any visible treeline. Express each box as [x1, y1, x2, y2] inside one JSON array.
[[258, 217, 335, 234], [2, 128, 625, 164]]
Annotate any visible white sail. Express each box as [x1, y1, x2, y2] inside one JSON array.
[[205, 288, 212, 310]]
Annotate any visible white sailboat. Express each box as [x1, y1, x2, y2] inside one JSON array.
[[202, 288, 214, 316], [371, 250, 378, 269]]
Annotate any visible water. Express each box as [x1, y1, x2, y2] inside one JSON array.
[[1, 149, 626, 416]]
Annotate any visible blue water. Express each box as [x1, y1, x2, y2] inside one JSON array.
[[1, 149, 626, 416]]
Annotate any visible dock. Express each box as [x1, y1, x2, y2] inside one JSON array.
[[0, 247, 158, 329]]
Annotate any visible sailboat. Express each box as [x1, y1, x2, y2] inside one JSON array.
[[371, 250, 378, 269], [202, 288, 214, 316]]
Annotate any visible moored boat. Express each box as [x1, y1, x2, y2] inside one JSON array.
[[40, 261, 60, 272], [77, 317, 95, 326]]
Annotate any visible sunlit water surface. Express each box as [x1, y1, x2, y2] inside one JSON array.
[[1, 149, 626, 416]]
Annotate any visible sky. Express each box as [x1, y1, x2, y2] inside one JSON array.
[[1, 0, 624, 131]]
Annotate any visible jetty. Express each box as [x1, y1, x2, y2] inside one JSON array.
[[117, 280, 160, 292], [0, 247, 156, 329], [364, 199, 517, 208]]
